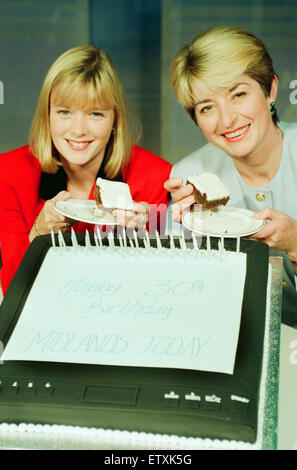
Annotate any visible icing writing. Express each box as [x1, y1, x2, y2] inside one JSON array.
[[2, 248, 246, 374], [58, 277, 122, 300], [58, 278, 205, 301], [78, 298, 172, 321], [24, 331, 129, 355], [57, 278, 205, 322], [23, 331, 210, 358], [143, 335, 211, 357], [144, 280, 205, 297]]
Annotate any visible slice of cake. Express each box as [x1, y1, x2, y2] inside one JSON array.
[[187, 173, 231, 209], [94, 177, 134, 210]]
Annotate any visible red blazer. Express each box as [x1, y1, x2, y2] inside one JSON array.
[[0, 145, 172, 295]]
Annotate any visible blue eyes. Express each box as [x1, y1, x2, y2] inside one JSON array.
[[58, 110, 70, 116], [57, 110, 103, 117]]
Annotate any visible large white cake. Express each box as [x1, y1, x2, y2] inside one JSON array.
[[0, 231, 280, 449]]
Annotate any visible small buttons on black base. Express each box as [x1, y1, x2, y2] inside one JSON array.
[[163, 391, 179, 407]]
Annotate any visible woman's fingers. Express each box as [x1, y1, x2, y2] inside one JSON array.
[[171, 184, 194, 203], [164, 178, 197, 223], [36, 191, 74, 234], [164, 177, 183, 192], [171, 194, 196, 222], [252, 208, 297, 257], [113, 202, 148, 230]]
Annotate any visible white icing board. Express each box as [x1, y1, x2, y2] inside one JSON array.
[[2, 241, 246, 375]]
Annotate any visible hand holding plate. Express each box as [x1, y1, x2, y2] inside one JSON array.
[[252, 207, 297, 260], [34, 191, 74, 237]]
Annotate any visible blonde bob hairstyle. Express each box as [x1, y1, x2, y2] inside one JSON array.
[[29, 45, 141, 177], [170, 26, 278, 124]]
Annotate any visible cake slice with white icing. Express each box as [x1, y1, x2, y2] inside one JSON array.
[[94, 177, 134, 210], [187, 173, 231, 209]]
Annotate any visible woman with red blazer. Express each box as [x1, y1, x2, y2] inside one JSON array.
[[0, 46, 172, 296]]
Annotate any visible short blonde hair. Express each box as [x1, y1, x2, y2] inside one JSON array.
[[29, 45, 141, 176], [170, 26, 277, 123]]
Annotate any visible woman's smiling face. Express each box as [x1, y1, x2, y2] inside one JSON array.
[[193, 75, 278, 159], [49, 87, 115, 169]]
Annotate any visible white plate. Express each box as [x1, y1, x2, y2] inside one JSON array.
[[182, 206, 265, 237], [54, 199, 118, 225]]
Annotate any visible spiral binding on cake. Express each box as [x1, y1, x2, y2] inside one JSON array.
[[51, 229, 241, 253]]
